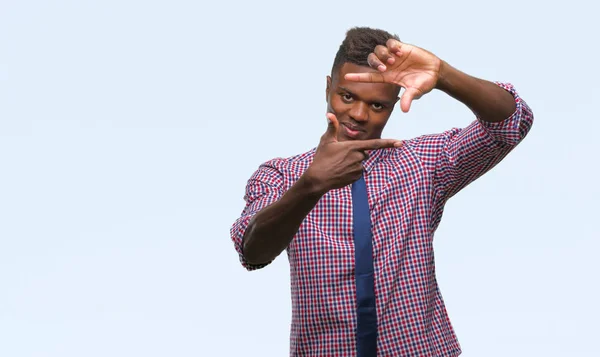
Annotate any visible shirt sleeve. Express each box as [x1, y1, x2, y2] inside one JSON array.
[[432, 82, 534, 205], [230, 159, 285, 271]]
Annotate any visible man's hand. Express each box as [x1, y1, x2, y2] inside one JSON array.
[[303, 113, 402, 194], [344, 39, 443, 113]]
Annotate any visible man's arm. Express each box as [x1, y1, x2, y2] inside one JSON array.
[[241, 174, 324, 266], [229, 160, 321, 270], [435, 61, 517, 123], [432, 82, 533, 203], [428, 61, 534, 202], [402, 81, 533, 213]]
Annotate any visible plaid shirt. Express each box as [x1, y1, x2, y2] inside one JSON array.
[[230, 83, 534, 356]]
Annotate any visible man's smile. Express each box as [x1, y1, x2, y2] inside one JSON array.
[[341, 122, 364, 138]]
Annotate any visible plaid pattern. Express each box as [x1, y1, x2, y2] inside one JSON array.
[[230, 83, 534, 356]]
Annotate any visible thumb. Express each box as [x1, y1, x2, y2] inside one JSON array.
[[400, 87, 421, 113], [321, 112, 340, 143]]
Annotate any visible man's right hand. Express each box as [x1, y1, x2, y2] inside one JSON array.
[[303, 113, 402, 194]]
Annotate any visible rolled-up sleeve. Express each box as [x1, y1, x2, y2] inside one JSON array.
[[230, 159, 285, 271], [433, 82, 534, 204]]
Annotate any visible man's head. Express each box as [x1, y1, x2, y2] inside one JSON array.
[[326, 27, 401, 142]]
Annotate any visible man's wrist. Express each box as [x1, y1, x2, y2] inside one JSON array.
[[297, 170, 329, 198], [434, 60, 456, 93]]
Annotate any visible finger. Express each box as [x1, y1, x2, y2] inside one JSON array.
[[350, 138, 404, 150], [386, 38, 404, 56], [374, 45, 395, 66], [399, 88, 422, 113], [344, 71, 385, 83], [350, 149, 369, 162], [362, 150, 369, 161], [367, 52, 387, 72], [321, 112, 340, 143]]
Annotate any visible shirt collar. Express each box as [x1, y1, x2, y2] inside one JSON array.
[[363, 148, 389, 175]]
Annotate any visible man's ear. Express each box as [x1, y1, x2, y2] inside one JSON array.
[[326, 76, 332, 102]]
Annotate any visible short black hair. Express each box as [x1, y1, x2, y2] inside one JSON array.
[[331, 27, 400, 77]]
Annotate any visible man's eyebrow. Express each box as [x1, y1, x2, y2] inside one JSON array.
[[339, 86, 394, 106], [338, 86, 355, 95]]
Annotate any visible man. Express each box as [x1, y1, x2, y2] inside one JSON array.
[[230, 27, 534, 357]]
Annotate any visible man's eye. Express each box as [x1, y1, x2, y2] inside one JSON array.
[[342, 94, 353, 102], [372, 103, 384, 110]]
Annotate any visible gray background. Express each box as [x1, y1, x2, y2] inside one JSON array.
[[1, 0, 598, 356]]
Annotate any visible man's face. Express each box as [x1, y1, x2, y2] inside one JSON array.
[[326, 62, 400, 142]]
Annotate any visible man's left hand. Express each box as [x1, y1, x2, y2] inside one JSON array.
[[344, 39, 443, 113]]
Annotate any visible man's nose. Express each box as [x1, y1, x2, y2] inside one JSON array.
[[349, 102, 369, 122]]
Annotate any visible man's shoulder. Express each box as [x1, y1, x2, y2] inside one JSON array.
[[284, 147, 317, 164], [383, 130, 458, 170], [258, 147, 316, 174], [402, 130, 455, 150]]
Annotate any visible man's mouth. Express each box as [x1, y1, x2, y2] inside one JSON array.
[[341, 122, 364, 138]]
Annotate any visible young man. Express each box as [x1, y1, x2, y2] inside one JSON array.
[[230, 27, 534, 357]]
